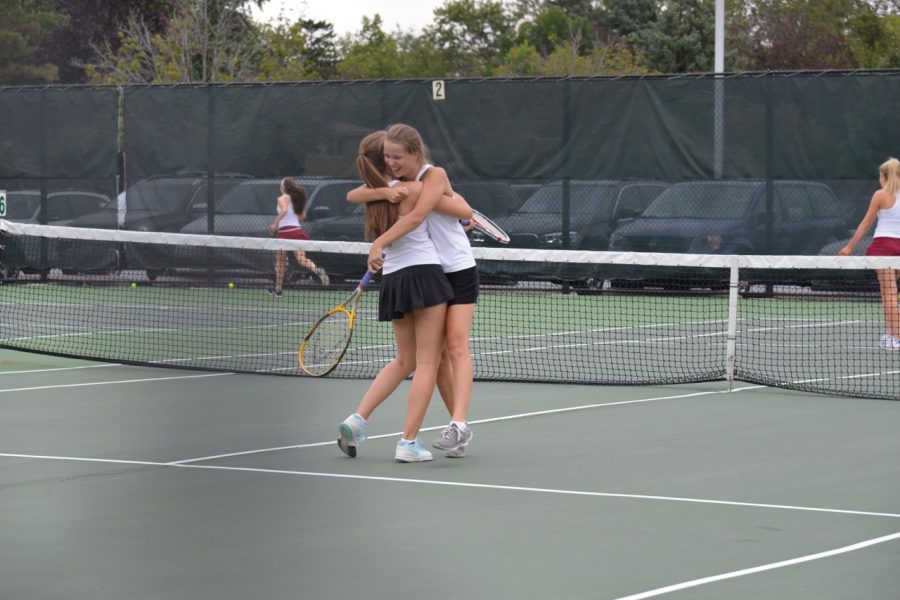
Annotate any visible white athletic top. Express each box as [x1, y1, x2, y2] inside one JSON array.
[[277, 196, 301, 229], [873, 191, 900, 239], [382, 179, 441, 275], [416, 164, 476, 273]]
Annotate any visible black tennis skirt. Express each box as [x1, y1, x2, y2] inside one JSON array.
[[445, 266, 479, 305], [379, 264, 454, 321]]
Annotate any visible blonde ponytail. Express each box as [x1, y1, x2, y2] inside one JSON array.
[[879, 157, 900, 198]]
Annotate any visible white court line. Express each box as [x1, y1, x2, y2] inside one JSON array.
[[170, 386, 764, 464], [611, 530, 900, 600], [0, 371, 232, 393], [0, 363, 123, 375], [1, 452, 899, 521]]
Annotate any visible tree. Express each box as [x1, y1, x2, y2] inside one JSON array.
[[424, 0, 516, 76], [257, 18, 338, 81], [0, 0, 68, 84], [594, 0, 658, 47], [497, 1, 652, 76], [641, 0, 715, 73], [335, 16, 406, 79], [85, 0, 265, 83], [727, 0, 875, 70], [495, 40, 649, 75], [38, 0, 175, 84], [299, 19, 339, 79], [846, 4, 900, 67], [517, 6, 595, 55]]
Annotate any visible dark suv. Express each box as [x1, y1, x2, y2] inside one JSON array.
[[119, 172, 254, 233], [480, 180, 667, 250], [608, 180, 846, 255]]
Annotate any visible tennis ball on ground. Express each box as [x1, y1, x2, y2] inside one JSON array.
[[130, 282, 137, 288], [227, 282, 234, 289]]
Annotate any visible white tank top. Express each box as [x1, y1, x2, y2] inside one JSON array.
[[278, 196, 301, 229], [415, 165, 476, 273], [873, 191, 900, 239], [382, 180, 441, 275]]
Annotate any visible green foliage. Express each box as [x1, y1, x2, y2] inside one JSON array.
[[39, 0, 176, 83], [85, 0, 263, 83], [0, 0, 68, 84], [4, 0, 900, 85], [495, 40, 651, 76], [335, 16, 406, 79], [257, 18, 337, 80], [517, 6, 595, 55], [847, 9, 900, 67], [424, 0, 517, 76], [641, 0, 715, 73], [726, 0, 897, 70]]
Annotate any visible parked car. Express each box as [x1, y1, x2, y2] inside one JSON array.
[[608, 180, 846, 254], [2, 189, 114, 226], [0, 189, 117, 279], [605, 180, 847, 290], [119, 172, 254, 233], [178, 178, 360, 236], [478, 180, 667, 250], [470, 180, 666, 287], [818, 234, 872, 257], [139, 178, 362, 282], [811, 233, 878, 291]]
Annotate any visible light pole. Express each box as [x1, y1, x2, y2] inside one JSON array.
[[714, 0, 725, 179]]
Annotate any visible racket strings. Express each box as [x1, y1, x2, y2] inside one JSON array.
[[302, 312, 352, 374]]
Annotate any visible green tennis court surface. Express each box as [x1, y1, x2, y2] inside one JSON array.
[[1, 348, 898, 600]]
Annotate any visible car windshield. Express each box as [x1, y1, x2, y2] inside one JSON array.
[[216, 182, 279, 214], [517, 183, 618, 215], [642, 184, 757, 219], [310, 183, 359, 217], [4, 193, 39, 219], [126, 179, 204, 212]]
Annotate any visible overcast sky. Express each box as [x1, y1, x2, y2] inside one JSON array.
[[250, 0, 446, 37]]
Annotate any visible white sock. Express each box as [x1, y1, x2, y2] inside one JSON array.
[[353, 413, 367, 424], [400, 438, 415, 444], [452, 421, 469, 432]]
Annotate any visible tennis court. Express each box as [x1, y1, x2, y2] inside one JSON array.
[[1, 344, 898, 600]]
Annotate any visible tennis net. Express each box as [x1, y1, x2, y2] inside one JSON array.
[[1, 219, 898, 400]]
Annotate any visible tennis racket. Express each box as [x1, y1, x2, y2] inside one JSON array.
[[461, 209, 510, 244], [298, 270, 375, 377]]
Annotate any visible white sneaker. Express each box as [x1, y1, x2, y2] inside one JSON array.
[[394, 438, 433, 462], [879, 334, 900, 351], [337, 413, 367, 458], [432, 422, 473, 454]]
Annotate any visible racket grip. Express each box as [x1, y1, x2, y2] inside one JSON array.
[[359, 270, 375, 288], [459, 219, 470, 226]]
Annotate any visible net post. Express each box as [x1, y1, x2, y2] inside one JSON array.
[[725, 257, 740, 391]]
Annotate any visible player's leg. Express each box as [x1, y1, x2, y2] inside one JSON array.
[[338, 316, 416, 457], [876, 268, 900, 344], [395, 304, 446, 462], [433, 302, 476, 455], [293, 249, 329, 285], [268, 249, 286, 296], [435, 346, 455, 415], [357, 316, 417, 419]]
